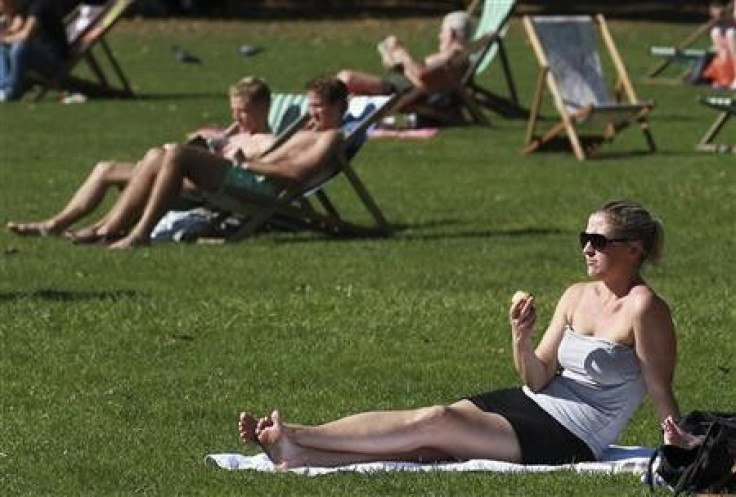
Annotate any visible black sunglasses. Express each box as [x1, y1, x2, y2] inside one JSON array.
[[579, 232, 631, 250]]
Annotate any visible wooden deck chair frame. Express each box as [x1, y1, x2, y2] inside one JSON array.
[[465, 0, 526, 118], [696, 96, 735, 153], [522, 14, 656, 161], [384, 32, 502, 126], [31, 0, 136, 101], [646, 1, 735, 83], [219, 93, 401, 242]]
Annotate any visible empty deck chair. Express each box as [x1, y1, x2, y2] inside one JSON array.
[[522, 15, 656, 161], [30, 0, 136, 101], [218, 94, 397, 241], [696, 95, 735, 153]]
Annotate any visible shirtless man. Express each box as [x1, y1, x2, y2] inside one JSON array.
[[336, 11, 472, 96], [105, 76, 348, 249], [7, 76, 275, 238]]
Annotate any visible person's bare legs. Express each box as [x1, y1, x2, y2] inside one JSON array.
[[336, 70, 392, 95], [239, 400, 522, 469], [727, 28, 736, 88], [68, 147, 169, 243], [107, 145, 232, 249], [7, 161, 134, 236]]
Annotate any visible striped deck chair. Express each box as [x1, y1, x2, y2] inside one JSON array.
[[522, 15, 656, 161], [268, 93, 308, 134], [30, 0, 136, 101], [697, 95, 735, 153], [220, 94, 396, 241], [465, 0, 525, 118]]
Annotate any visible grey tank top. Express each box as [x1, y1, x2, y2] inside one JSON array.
[[523, 326, 645, 459]]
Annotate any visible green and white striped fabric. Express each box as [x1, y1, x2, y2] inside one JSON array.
[[268, 93, 308, 134], [471, 0, 516, 74]]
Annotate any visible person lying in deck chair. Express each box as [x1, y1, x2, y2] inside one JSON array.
[[7, 76, 275, 238], [84, 76, 347, 249], [336, 11, 472, 112]]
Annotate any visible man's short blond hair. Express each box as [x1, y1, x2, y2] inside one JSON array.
[[228, 76, 271, 109], [442, 11, 472, 42]]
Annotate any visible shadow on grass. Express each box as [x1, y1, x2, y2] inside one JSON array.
[[269, 222, 566, 244], [133, 92, 227, 101], [0, 289, 138, 303]]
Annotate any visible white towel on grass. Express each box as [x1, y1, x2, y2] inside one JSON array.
[[205, 445, 654, 476]]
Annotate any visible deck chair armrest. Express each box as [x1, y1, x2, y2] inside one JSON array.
[[593, 102, 653, 112]]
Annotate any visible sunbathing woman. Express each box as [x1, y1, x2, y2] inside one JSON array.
[[239, 200, 698, 469], [6, 76, 274, 238]]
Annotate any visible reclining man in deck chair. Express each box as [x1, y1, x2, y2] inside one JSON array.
[[7, 76, 275, 237], [84, 76, 346, 249], [336, 11, 472, 124]]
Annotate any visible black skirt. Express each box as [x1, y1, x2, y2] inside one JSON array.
[[465, 387, 595, 465]]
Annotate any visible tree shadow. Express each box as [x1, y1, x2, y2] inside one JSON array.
[[0, 289, 138, 303], [268, 219, 566, 245]]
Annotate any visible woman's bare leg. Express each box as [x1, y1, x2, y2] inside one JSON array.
[[7, 161, 134, 236], [239, 412, 450, 470], [70, 147, 169, 242], [108, 145, 232, 249], [239, 400, 522, 469]]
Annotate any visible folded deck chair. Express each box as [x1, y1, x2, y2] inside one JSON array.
[[464, 0, 526, 118], [522, 15, 656, 161], [215, 93, 398, 241], [696, 95, 735, 153], [646, 1, 735, 83], [30, 0, 136, 101]]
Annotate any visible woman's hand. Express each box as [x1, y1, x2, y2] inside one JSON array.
[[662, 416, 704, 449], [509, 292, 536, 344]]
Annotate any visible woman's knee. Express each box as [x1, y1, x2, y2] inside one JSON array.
[[411, 405, 454, 432]]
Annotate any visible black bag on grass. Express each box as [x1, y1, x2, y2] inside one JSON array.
[[647, 411, 736, 495]]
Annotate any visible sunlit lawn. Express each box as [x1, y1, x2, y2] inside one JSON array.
[[0, 15, 734, 496]]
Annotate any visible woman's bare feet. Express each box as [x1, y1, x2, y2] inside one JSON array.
[[252, 410, 305, 470], [662, 416, 704, 449], [6, 221, 61, 237]]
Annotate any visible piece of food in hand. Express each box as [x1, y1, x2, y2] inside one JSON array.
[[511, 290, 532, 307]]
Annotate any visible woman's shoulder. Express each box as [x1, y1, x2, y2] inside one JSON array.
[[628, 284, 672, 319], [561, 281, 591, 300]]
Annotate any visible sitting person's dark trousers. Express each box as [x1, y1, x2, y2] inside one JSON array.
[[0, 0, 70, 101]]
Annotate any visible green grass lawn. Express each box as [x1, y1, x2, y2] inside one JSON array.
[[1, 16, 735, 496]]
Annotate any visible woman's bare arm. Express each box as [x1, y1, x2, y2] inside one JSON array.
[[632, 288, 680, 424], [511, 284, 579, 391]]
